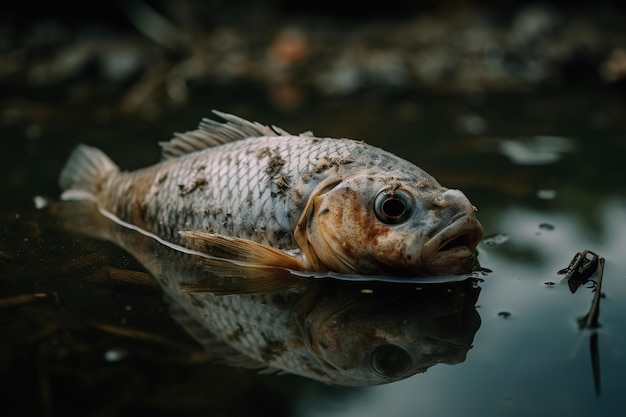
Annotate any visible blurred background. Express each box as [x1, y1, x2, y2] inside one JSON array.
[[2, 0, 625, 198]]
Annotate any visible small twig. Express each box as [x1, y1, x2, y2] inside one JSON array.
[[120, 0, 191, 50], [561, 250, 605, 397], [590, 331, 601, 397], [92, 323, 209, 363], [0, 293, 49, 309], [87, 266, 158, 288], [581, 257, 604, 330]]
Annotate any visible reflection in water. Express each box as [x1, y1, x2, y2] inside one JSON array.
[[57, 201, 482, 386], [497, 136, 574, 165]]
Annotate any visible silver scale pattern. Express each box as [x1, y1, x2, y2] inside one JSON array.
[[142, 135, 358, 248]]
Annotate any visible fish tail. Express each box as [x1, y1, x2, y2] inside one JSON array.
[[58, 144, 118, 201]]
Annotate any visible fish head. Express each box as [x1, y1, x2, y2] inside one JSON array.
[[297, 281, 481, 386], [297, 175, 483, 275]]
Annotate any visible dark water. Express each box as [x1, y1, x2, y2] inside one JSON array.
[[2, 84, 625, 416]]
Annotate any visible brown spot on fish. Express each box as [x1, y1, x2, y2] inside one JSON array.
[[259, 333, 287, 362], [257, 147, 286, 178], [256, 146, 272, 159], [267, 154, 286, 177], [226, 324, 245, 343], [245, 191, 254, 207], [273, 172, 291, 197], [117, 172, 152, 228], [333, 185, 392, 264], [314, 156, 355, 174], [292, 189, 306, 208], [416, 179, 431, 189], [178, 177, 207, 196]]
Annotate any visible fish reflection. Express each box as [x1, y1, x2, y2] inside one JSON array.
[[57, 201, 482, 386]]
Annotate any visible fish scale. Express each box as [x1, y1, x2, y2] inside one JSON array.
[[122, 135, 356, 248]]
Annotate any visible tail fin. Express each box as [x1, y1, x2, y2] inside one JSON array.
[[58, 144, 118, 201]]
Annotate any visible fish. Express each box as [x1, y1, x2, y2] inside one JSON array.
[[57, 200, 482, 386], [58, 110, 483, 276]]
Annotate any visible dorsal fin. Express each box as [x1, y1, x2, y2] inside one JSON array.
[[159, 110, 293, 160]]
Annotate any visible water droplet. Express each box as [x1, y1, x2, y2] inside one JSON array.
[[473, 267, 493, 275], [33, 195, 49, 209], [536, 189, 556, 200], [482, 233, 509, 246], [538, 223, 555, 231], [458, 114, 486, 135], [104, 349, 127, 362]]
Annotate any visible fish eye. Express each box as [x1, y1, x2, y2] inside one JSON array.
[[371, 344, 412, 377], [374, 189, 413, 224]]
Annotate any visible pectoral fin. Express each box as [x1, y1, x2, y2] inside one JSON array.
[[177, 232, 312, 294], [179, 231, 306, 270]]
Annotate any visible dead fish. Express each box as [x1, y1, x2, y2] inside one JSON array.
[[59, 111, 483, 276], [58, 200, 482, 386]]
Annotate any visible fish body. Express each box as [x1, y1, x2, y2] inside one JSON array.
[[59, 111, 483, 276], [59, 200, 482, 386]]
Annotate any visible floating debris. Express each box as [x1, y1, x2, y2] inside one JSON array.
[[558, 249, 605, 397], [558, 250, 600, 295]]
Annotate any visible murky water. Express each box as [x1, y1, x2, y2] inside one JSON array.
[[2, 84, 625, 416]]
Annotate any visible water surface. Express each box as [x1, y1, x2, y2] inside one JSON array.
[[2, 85, 625, 416]]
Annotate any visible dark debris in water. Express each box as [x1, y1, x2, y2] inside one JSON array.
[[558, 250, 601, 296], [558, 249, 606, 397], [538, 223, 555, 231], [557, 249, 605, 330]]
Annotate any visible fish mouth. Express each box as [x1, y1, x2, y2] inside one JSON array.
[[421, 212, 483, 267]]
